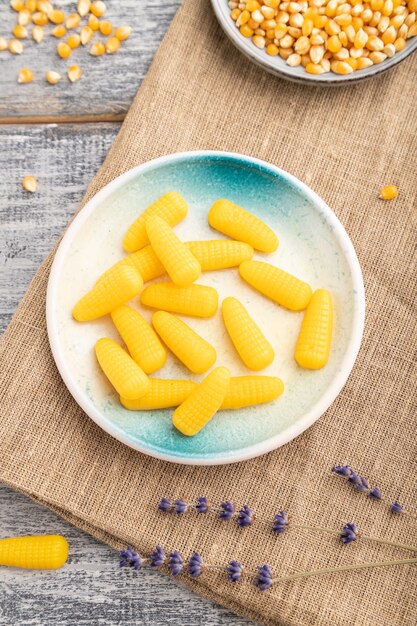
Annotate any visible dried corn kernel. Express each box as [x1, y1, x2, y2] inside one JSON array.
[[208, 199, 278, 253], [46, 70, 61, 84], [77, 0, 91, 17], [13, 25, 28, 38], [95, 338, 150, 400], [222, 297, 274, 371], [18, 9, 31, 25], [140, 282, 218, 318], [37, 0, 52, 12], [239, 260, 312, 311], [379, 184, 398, 200], [52, 25, 66, 37], [32, 11, 48, 25], [172, 367, 230, 436], [153, 311, 216, 374], [11, 0, 25, 11], [295, 289, 333, 369], [106, 36, 120, 53], [88, 14, 100, 30], [18, 68, 33, 83], [123, 192, 188, 253], [68, 65, 82, 82], [90, 0, 106, 17], [25, 0, 36, 10], [111, 305, 166, 374], [48, 9, 65, 24], [80, 25, 93, 45], [9, 38, 24, 55], [186, 239, 253, 271], [66, 13, 81, 29], [89, 41, 105, 55], [331, 59, 354, 72], [121, 379, 197, 410], [73, 265, 143, 321], [99, 20, 112, 35], [221, 376, 284, 409], [115, 25, 132, 41], [0, 37, 7, 51], [32, 25, 44, 43], [0, 535, 68, 570], [67, 34, 81, 49], [22, 175, 37, 191], [57, 42, 71, 58]]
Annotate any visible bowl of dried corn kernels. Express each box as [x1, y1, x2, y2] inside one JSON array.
[[47, 151, 365, 465], [211, 0, 417, 84]]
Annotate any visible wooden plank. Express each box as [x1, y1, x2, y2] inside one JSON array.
[[0, 124, 251, 625], [0, 0, 181, 122], [0, 485, 250, 626]]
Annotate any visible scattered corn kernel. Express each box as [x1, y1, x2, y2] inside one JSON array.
[[25, 0, 36, 10], [90, 0, 106, 17], [57, 42, 71, 58], [88, 14, 100, 30], [221, 376, 284, 409], [22, 175, 37, 191], [18, 67, 33, 83], [0, 535, 68, 570], [68, 65, 82, 82], [66, 13, 81, 29], [172, 366, 231, 436], [32, 25, 44, 43], [13, 25, 28, 38], [77, 0, 91, 17], [379, 184, 398, 200], [48, 9, 65, 24], [80, 25, 93, 45], [140, 282, 218, 318], [37, 0, 52, 12], [46, 70, 61, 84], [115, 25, 132, 41], [67, 34, 81, 49], [51, 25, 66, 37], [295, 289, 333, 369], [10, 0, 25, 11], [89, 40, 105, 55], [99, 20, 112, 35], [8, 39, 23, 54], [95, 338, 150, 400], [121, 379, 197, 410], [32, 11, 48, 25], [18, 9, 31, 25], [105, 36, 120, 53]]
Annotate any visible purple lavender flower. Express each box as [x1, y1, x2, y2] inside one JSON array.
[[219, 500, 235, 521], [150, 545, 165, 567], [226, 560, 244, 582], [391, 501, 404, 514], [189, 552, 204, 578], [273, 511, 289, 534], [368, 487, 382, 500], [168, 551, 183, 576], [353, 476, 369, 492], [196, 496, 209, 514], [347, 472, 361, 487], [119, 546, 142, 570], [332, 465, 353, 477], [237, 504, 254, 528], [341, 522, 358, 544], [254, 564, 273, 591], [158, 497, 172, 512], [173, 498, 187, 514]]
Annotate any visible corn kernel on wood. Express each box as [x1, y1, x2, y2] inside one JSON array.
[[73, 265, 143, 321], [295, 288, 333, 369], [0, 535, 68, 570], [145, 214, 201, 287], [22, 175, 37, 191], [95, 338, 150, 399], [208, 199, 278, 253], [115, 25, 132, 41], [221, 376, 284, 409], [141, 282, 218, 318], [123, 192, 188, 253], [111, 305, 166, 374], [121, 379, 197, 410], [239, 260, 312, 311], [172, 367, 231, 436], [222, 296, 274, 370], [153, 311, 216, 374], [186, 240, 254, 271]]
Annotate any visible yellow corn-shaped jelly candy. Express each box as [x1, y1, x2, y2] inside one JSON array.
[[153, 311, 216, 374], [145, 214, 201, 287], [172, 366, 230, 436], [98, 245, 166, 285], [141, 282, 218, 318], [121, 379, 197, 410], [186, 239, 254, 271], [111, 305, 166, 374], [0, 535, 68, 569], [95, 338, 150, 399], [221, 376, 284, 409], [295, 289, 333, 370], [73, 265, 143, 321], [239, 260, 312, 312], [123, 192, 188, 253], [222, 297, 274, 371], [208, 199, 278, 253]]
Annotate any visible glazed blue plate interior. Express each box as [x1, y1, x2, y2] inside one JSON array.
[[47, 151, 364, 465]]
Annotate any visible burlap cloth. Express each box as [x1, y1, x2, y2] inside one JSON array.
[[1, 1, 416, 624]]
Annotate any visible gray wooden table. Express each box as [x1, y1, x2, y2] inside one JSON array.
[[0, 2, 249, 624]]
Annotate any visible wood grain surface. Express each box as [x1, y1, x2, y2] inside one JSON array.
[[0, 2, 251, 623]]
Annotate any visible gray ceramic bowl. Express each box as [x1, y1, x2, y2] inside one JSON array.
[[211, 0, 417, 85]]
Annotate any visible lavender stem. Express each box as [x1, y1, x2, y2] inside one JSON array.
[[271, 557, 417, 584], [292, 524, 417, 552]]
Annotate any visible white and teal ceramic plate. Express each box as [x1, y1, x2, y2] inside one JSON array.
[[47, 151, 365, 465]]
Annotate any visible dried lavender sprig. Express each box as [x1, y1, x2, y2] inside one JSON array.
[[196, 497, 209, 513], [168, 550, 183, 576], [391, 501, 404, 514], [254, 564, 273, 591], [189, 552, 204, 578], [273, 511, 289, 534], [341, 522, 359, 545], [119, 546, 143, 570], [237, 504, 254, 528], [219, 500, 235, 521], [226, 560, 244, 582], [150, 545, 165, 567], [173, 498, 188, 514]]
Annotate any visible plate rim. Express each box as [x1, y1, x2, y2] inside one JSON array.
[[46, 150, 365, 465]]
